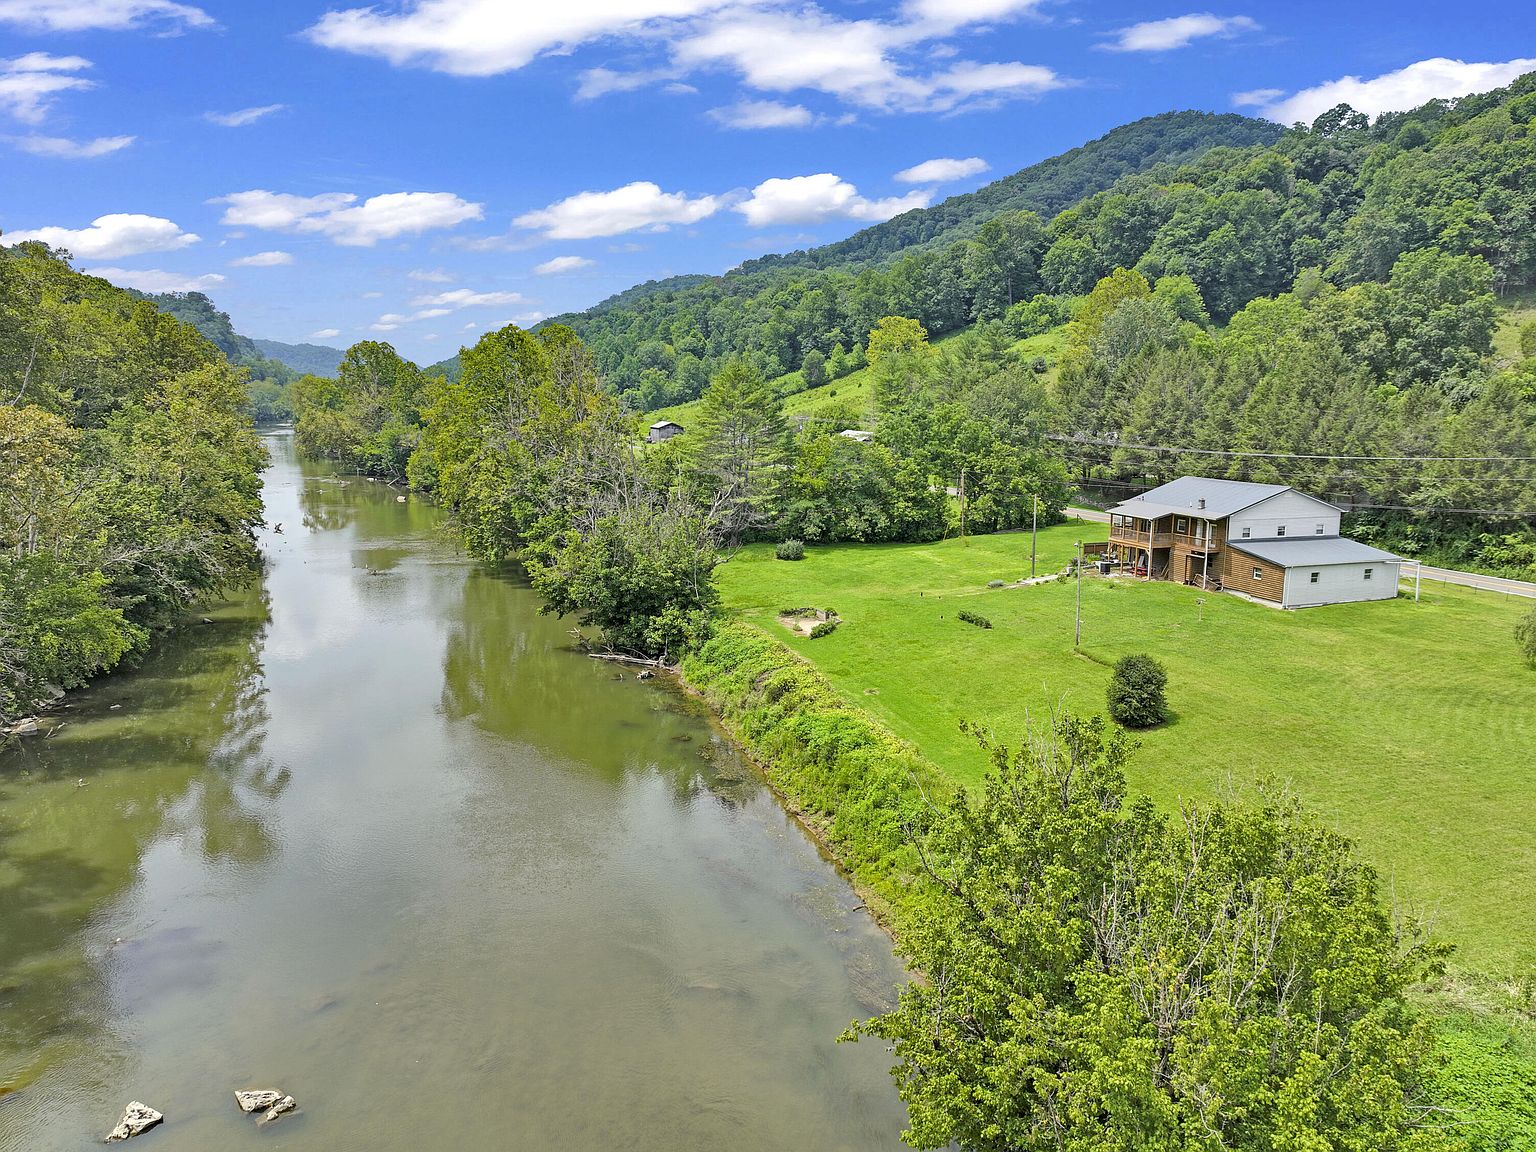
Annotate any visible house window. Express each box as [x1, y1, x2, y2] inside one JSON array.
[[1241, 526, 1251, 538], [1310, 572, 1320, 584], [1252, 567, 1263, 580], [1176, 518, 1187, 533], [1315, 523, 1325, 535], [1364, 568, 1373, 581], [1277, 525, 1287, 537]]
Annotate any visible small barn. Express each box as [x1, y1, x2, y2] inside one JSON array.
[[648, 420, 684, 444]]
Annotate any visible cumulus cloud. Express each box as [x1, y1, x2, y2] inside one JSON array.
[[1, 212, 199, 258], [309, 327, 341, 339], [1232, 87, 1283, 108], [534, 255, 596, 274], [0, 0, 212, 32], [6, 132, 134, 157], [303, 0, 1067, 116], [1249, 57, 1536, 126], [1102, 13, 1258, 53], [515, 181, 722, 239], [204, 104, 286, 127], [409, 288, 526, 309], [230, 250, 293, 267], [707, 99, 815, 129], [734, 173, 929, 227], [85, 266, 224, 293], [0, 52, 93, 123], [211, 189, 484, 246], [894, 155, 987, 183]]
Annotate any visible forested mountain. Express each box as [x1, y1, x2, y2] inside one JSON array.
[[254, 338, 345, 378], [542, 83, 1534, 415], [0, 246, 266, 721]]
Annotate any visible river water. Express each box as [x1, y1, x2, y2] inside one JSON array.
[[0, 433, 908, 1151]]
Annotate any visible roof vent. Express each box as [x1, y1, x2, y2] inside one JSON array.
[[1197, 498, 1206, 510]]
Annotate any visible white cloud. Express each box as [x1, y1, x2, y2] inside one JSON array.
[[1232, 87, 1283, 108], [707, 99, 815, 129], [85, 266, 224, 293], [309, 328, 341, 339], [515, 181, 722, 239], [0, 0, 212, 32], [534, 255, 595, 275], [6, 132, 133, 157], [414, 307, 452, 319], [211, 189, 484, 246], [302, 0, 1066, 117], [1, 212, 199, 258], [204, 104, 286, 127], [1252, 57, 1536, 126], [1102, 13, 1258, 53], [305, 0, 736, 77], [408, 268, 454, 282], [734, 172, 930, 227], [894, 155, 987, 183], [230, 250, 293, 267], [0, 52, 93, 123], [410, 288, 526, 309]]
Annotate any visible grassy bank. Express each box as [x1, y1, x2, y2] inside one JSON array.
[[715, 525, 1536, 975]]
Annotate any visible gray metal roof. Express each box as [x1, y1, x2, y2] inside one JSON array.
[[1109, 476, 1295, 519], [1229, 537, 1401, 567], [649, 420, 683, 430]]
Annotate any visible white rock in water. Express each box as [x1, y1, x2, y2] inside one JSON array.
[[105, 1102, 163, 1142], [234, 1090, 283, 1114], [396, 495, 407, 502], [258, 1096, 297, 1125]]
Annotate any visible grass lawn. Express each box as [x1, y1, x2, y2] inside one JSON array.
[[717, 523, 1536, 974]]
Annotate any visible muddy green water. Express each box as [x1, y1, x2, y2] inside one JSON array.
[[0, 433, 908, 1150]]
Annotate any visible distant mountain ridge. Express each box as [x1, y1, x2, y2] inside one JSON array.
[[254, 339, 345, 377]]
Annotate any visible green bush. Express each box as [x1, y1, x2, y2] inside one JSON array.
[[1107, 653, 1169, 727], [958, 610, 993, 629], [808, 620, 839, 639], [776, 539, 806, 561], [1516, 605, 1536, 668]]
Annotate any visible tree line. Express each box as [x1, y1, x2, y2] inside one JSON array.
[[0, 243, 265, 722]]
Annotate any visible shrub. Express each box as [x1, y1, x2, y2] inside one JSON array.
[[958, 610, 993, 629], [1517, 605, 1536, 668], [780, 605, 815, 616], [808, 620, 839, 639], [1107, 653, 1168, 727], [776, 539, 806, 561]]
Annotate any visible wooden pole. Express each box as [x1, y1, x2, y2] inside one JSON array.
[[1075, 539, 1083, 648], [1030, 494, 1038, 578]]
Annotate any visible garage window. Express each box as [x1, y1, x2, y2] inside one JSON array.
[[1315, 522, 1325, 534], [1252, 567, 1263, 580], [1364, 568, 1373, 580], [1310, 571, 1319, 584], [1277, 525, 1287, 536], [1241, 526, 1251, 538]]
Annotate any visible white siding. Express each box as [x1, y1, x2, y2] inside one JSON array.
[[1282, 562, 1400, 607], [1227, 490, 1340, 542]]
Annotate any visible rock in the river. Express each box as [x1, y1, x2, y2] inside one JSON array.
[[105, 1102, 163, 1142], [258, 1096, 297, 1125], [234, 1090, 283, 1114], [637, 669, 655, 680]]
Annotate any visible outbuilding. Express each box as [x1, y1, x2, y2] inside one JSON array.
[[648, 420, 684, 444]]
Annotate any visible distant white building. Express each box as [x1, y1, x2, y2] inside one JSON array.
[[648, 420, 684, 444], [1107, 476, 1402, 608], [837, 429, 874, 443]]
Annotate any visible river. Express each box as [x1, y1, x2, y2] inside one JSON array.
[[0, 433, 909, 1150]]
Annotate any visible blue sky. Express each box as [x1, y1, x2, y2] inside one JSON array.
[[1, 1, 1532, 363]]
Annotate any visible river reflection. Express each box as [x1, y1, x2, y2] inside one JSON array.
[[0, 433, 907, 1151]]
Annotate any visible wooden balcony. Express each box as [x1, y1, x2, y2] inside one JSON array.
[[1110, 529, 1174, 549]]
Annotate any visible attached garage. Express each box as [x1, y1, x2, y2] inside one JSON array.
[[1229, 537, 1401, 608]]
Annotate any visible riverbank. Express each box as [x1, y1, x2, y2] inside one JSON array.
[[680, 617, 1536, 1149]]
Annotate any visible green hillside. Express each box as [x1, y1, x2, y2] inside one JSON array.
[[254, 338, 345, 377]]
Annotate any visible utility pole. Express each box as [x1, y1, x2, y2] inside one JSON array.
[[1030, 494, 1038, 578], [959, 466, 968, 547], [1074, 539, 1083, 648]]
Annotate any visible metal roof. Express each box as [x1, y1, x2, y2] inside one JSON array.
[[1108, 476, 1295, 519], [649, 420, 683, 430], [1229, 537, 1401, 567]]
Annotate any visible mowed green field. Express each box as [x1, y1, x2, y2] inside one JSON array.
[[716, 523, 1536, 973]]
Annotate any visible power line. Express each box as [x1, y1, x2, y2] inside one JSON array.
[[1049, 434, 1536, 464]]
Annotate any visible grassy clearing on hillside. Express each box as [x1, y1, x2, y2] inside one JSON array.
[[1493, 290, 1536, 365], [716, 524, 1536, 973]]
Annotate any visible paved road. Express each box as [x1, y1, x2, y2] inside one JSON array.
[[1067, 506, 1536, 598]]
